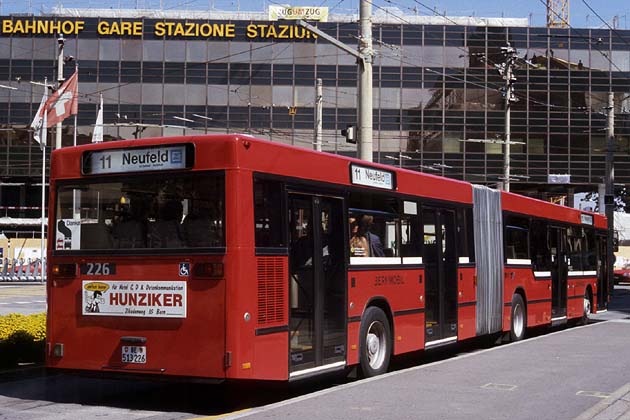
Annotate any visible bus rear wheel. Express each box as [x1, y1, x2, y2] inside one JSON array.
[[510, 294, 526, 342], [359, 306, 391, 377], [580, 291, 592, 326]]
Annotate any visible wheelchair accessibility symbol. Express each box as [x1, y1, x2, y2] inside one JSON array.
[[179, 262, 190, 277]]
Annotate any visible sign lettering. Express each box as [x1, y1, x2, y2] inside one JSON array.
[[350, 164, 395, 190], [2, 19, 85, 35], [83, 145, 191, 175], [0, 18, 318, 40], [269, 5, 329, 21]]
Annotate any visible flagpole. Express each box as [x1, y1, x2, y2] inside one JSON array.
[[72, 109, 79, 220], [40, 78, 47, 283], [41, 126, 45, 283], [73, 113, 77, 147], [72, 64, 79, 219], [73, 63, 78, 147], [56, 34, 65, 150]]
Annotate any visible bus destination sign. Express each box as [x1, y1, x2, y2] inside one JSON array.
[[350, 164, 395, 190], [83, 145, 192, 175], [580, 213, 594, 226]]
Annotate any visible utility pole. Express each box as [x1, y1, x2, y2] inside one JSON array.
[[605, 92, 615, 298], [296, 0, 373, 162], [358, 0, 373, 162], [56, 34, 65, 149], [314, 78, 322, 152], [496, 44, 519, 192]]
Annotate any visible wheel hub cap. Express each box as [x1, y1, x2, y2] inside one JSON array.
[[514, 303, 523, 336], [366, 321, 386, 369], [584, 298, 591, 314], [368, 334, 379, 355]]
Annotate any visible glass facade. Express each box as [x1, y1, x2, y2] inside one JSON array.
[[0, 15, 629, 217]]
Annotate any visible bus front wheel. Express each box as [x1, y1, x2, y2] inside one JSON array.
[[359, 306, 392, 377]]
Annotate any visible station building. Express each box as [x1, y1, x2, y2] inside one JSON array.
[[0, 8, 629, 237]]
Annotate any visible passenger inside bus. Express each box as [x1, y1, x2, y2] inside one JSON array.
[[359, 215, 385, 257], [181, 198, 218, 247], [111, 197, 146, 248], [349, 217, 369, 257], [148, 198, 184, 248]]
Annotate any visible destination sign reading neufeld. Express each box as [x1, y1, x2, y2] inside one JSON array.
[[83, 145, 190, 175], [350, 164, 395, 190]]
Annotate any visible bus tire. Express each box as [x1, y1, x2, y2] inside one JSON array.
[[359, 306, 392, 377], [509, 294, 526, 342], [580, 290, 592, 326]]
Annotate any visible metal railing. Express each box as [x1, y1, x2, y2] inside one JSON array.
[[0, 258, 45, 282]]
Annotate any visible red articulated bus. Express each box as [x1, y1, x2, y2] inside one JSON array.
[[46, 134, 609, 381]]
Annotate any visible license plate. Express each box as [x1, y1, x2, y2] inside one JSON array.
[[121, 346, 147, 364]]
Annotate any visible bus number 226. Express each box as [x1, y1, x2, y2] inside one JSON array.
[[81, 263, 116, 276]]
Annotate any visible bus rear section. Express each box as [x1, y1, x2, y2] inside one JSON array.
[[47, 151, 228, 381]]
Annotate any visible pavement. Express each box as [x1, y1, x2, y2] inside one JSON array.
[[574, 383, 630, 420], [222, 287, 630, 420], [576, 285, 630, 420], [220, 320, 630, 420]]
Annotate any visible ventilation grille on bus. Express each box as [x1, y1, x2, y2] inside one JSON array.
[[257, 257, 285, 325]]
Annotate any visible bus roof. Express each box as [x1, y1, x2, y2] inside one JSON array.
[[51, 134, 606, 229], [502, 190, 607, 229]]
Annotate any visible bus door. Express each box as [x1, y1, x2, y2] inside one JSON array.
[[288, 193, 346, 376], [549, 226, 568, 321], [596, 233, 608, 310], [422, 207, 458, 345]]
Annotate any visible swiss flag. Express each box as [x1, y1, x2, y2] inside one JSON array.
[[42, 69, 78, 128]]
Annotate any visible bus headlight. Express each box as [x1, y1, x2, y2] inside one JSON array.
[[52, 263, 77, 278]]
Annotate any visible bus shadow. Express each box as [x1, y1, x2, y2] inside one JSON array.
[[0, 370, 350, 416]]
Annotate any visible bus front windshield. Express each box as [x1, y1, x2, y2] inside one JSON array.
[[54, 173, 224, 252]]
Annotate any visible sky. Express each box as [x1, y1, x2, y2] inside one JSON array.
[[0, 0, 628, 29]]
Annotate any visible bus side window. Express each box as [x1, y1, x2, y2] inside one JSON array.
[[530, 219, 550, 271], [253, 178, 286, 249], [504, 216, 529, 261], [567, 226, 585, 271], [401, 200, 421, 262], [349, 214, 387, 257], [456, 208, 475, 263], [348, 194, 401, 263], [584, 228, 596, 272]]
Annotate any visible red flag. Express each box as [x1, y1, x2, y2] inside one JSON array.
[[42, 69, 78, 128]]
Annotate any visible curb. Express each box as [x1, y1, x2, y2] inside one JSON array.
[[574, 383, 630, 420]]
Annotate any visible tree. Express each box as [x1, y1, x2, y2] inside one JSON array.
[[582, 186, 629, 213]]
